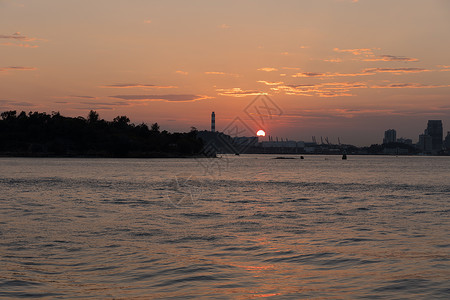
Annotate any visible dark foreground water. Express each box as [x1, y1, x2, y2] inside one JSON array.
[[0, 155, 449, 299]]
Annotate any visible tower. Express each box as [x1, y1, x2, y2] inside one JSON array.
[[211, 111, 215, 132]]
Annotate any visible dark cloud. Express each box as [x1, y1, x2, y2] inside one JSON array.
[[110, 94, 212, 102]]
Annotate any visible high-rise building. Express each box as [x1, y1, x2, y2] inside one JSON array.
[[426, 120, 443, 152], [444, 132, 450, 150], [211, 111, 215, 132], [383, 129, 396, 144], [418, 134, 433, 153]]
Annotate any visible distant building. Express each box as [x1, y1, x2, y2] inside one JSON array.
[[444, 132, 450, 150], [233, 136, 258, 147], [397, 138, 413, 145], [418, 134, 433, 153], [383, 129, 397, 144], [426, 120, 443, 152]]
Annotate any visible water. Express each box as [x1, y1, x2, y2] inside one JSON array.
[[0, 155, 449, 299]]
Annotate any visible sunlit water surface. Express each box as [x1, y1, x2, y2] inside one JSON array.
[[0, 155, 449, 299]]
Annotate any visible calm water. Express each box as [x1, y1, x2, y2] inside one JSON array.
[[0, 155, 449, 299]]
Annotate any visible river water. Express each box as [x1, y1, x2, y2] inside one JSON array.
[[0, 155, 449, 299]]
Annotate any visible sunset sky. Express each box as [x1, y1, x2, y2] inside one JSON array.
[[1, 0, 449, 145]]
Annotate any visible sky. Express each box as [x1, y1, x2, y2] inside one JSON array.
[[1, 0, 449, 146]]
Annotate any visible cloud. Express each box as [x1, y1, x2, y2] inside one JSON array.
[[70, 95, 98, 99], [257, 80, 284, 86], [101, 83, 177, 89], [144, 20, 152, 24], [438, 65, 450, 72], [258, 67, 278, 72], [216, 88, 264, 97], [110, 94, 212, 102], [175, 70, 188, 75], [292, 71, 371, 78], [1, 42, 39, 48], [292, 72, 325, 78], [363, 67, 430, 74], [271, 82, 367, 97], [205, 71, 239, 77], [334, 47, 375, 56], [371, 83, 450, 89], [0, 99, 36, 107], [219, 24, 231, 29], [0, 32, 35, 41], [79, 101, 129, 106], [364, 55, 419, 62], [0, 66, 37, 72], [323, 58, 343, 63]]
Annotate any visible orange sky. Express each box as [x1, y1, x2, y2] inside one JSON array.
[[1, 0, 449, 145]]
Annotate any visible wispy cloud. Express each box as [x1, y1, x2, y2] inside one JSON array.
[[363, 67, 430, 74], [334, 47, 374, 56], [79, 101, 129, 106], [101, 83, 177, 89], [258, 67, 278, 72], [1, 42, 39, 48], [292, 72, 325, 78], [0, 99, 36, 107], [205, 71, 239, 77], [371, 83, 450, 89], [292, 71, 371, 78], [0, 32, 36, 41], [175, 70, 188, 75], [364, 55, 419, 62], [216, 88, 264, 97], [110, 94, 212, 102], [0, 66, 37, 72], [438, 65, 450, 72], [70, 95, 98, 99], [291, 67, 430, 78], [271, 82, 367, 97], [257, 80, 284, 86], [323, 58, 343, 63]]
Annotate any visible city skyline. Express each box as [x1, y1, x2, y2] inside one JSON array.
[[1, 0, 450, 146]]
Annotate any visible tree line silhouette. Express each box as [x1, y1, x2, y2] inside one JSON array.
[[0, 110, 203, 157]]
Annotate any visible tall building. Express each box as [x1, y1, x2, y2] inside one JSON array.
[[426, 120, 443, 152], [418, 134, 433, 153], [444, 132, 450, 150], [211, 111, 215, 132], [383, 129, 396, 144]]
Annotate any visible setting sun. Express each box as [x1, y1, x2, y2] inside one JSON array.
[[257, 130, 266, 137]]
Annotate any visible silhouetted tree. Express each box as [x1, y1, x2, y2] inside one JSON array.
[[88, 110, 99, 123], [151, 122, 160, 133], [0, 110, 203, 157]]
